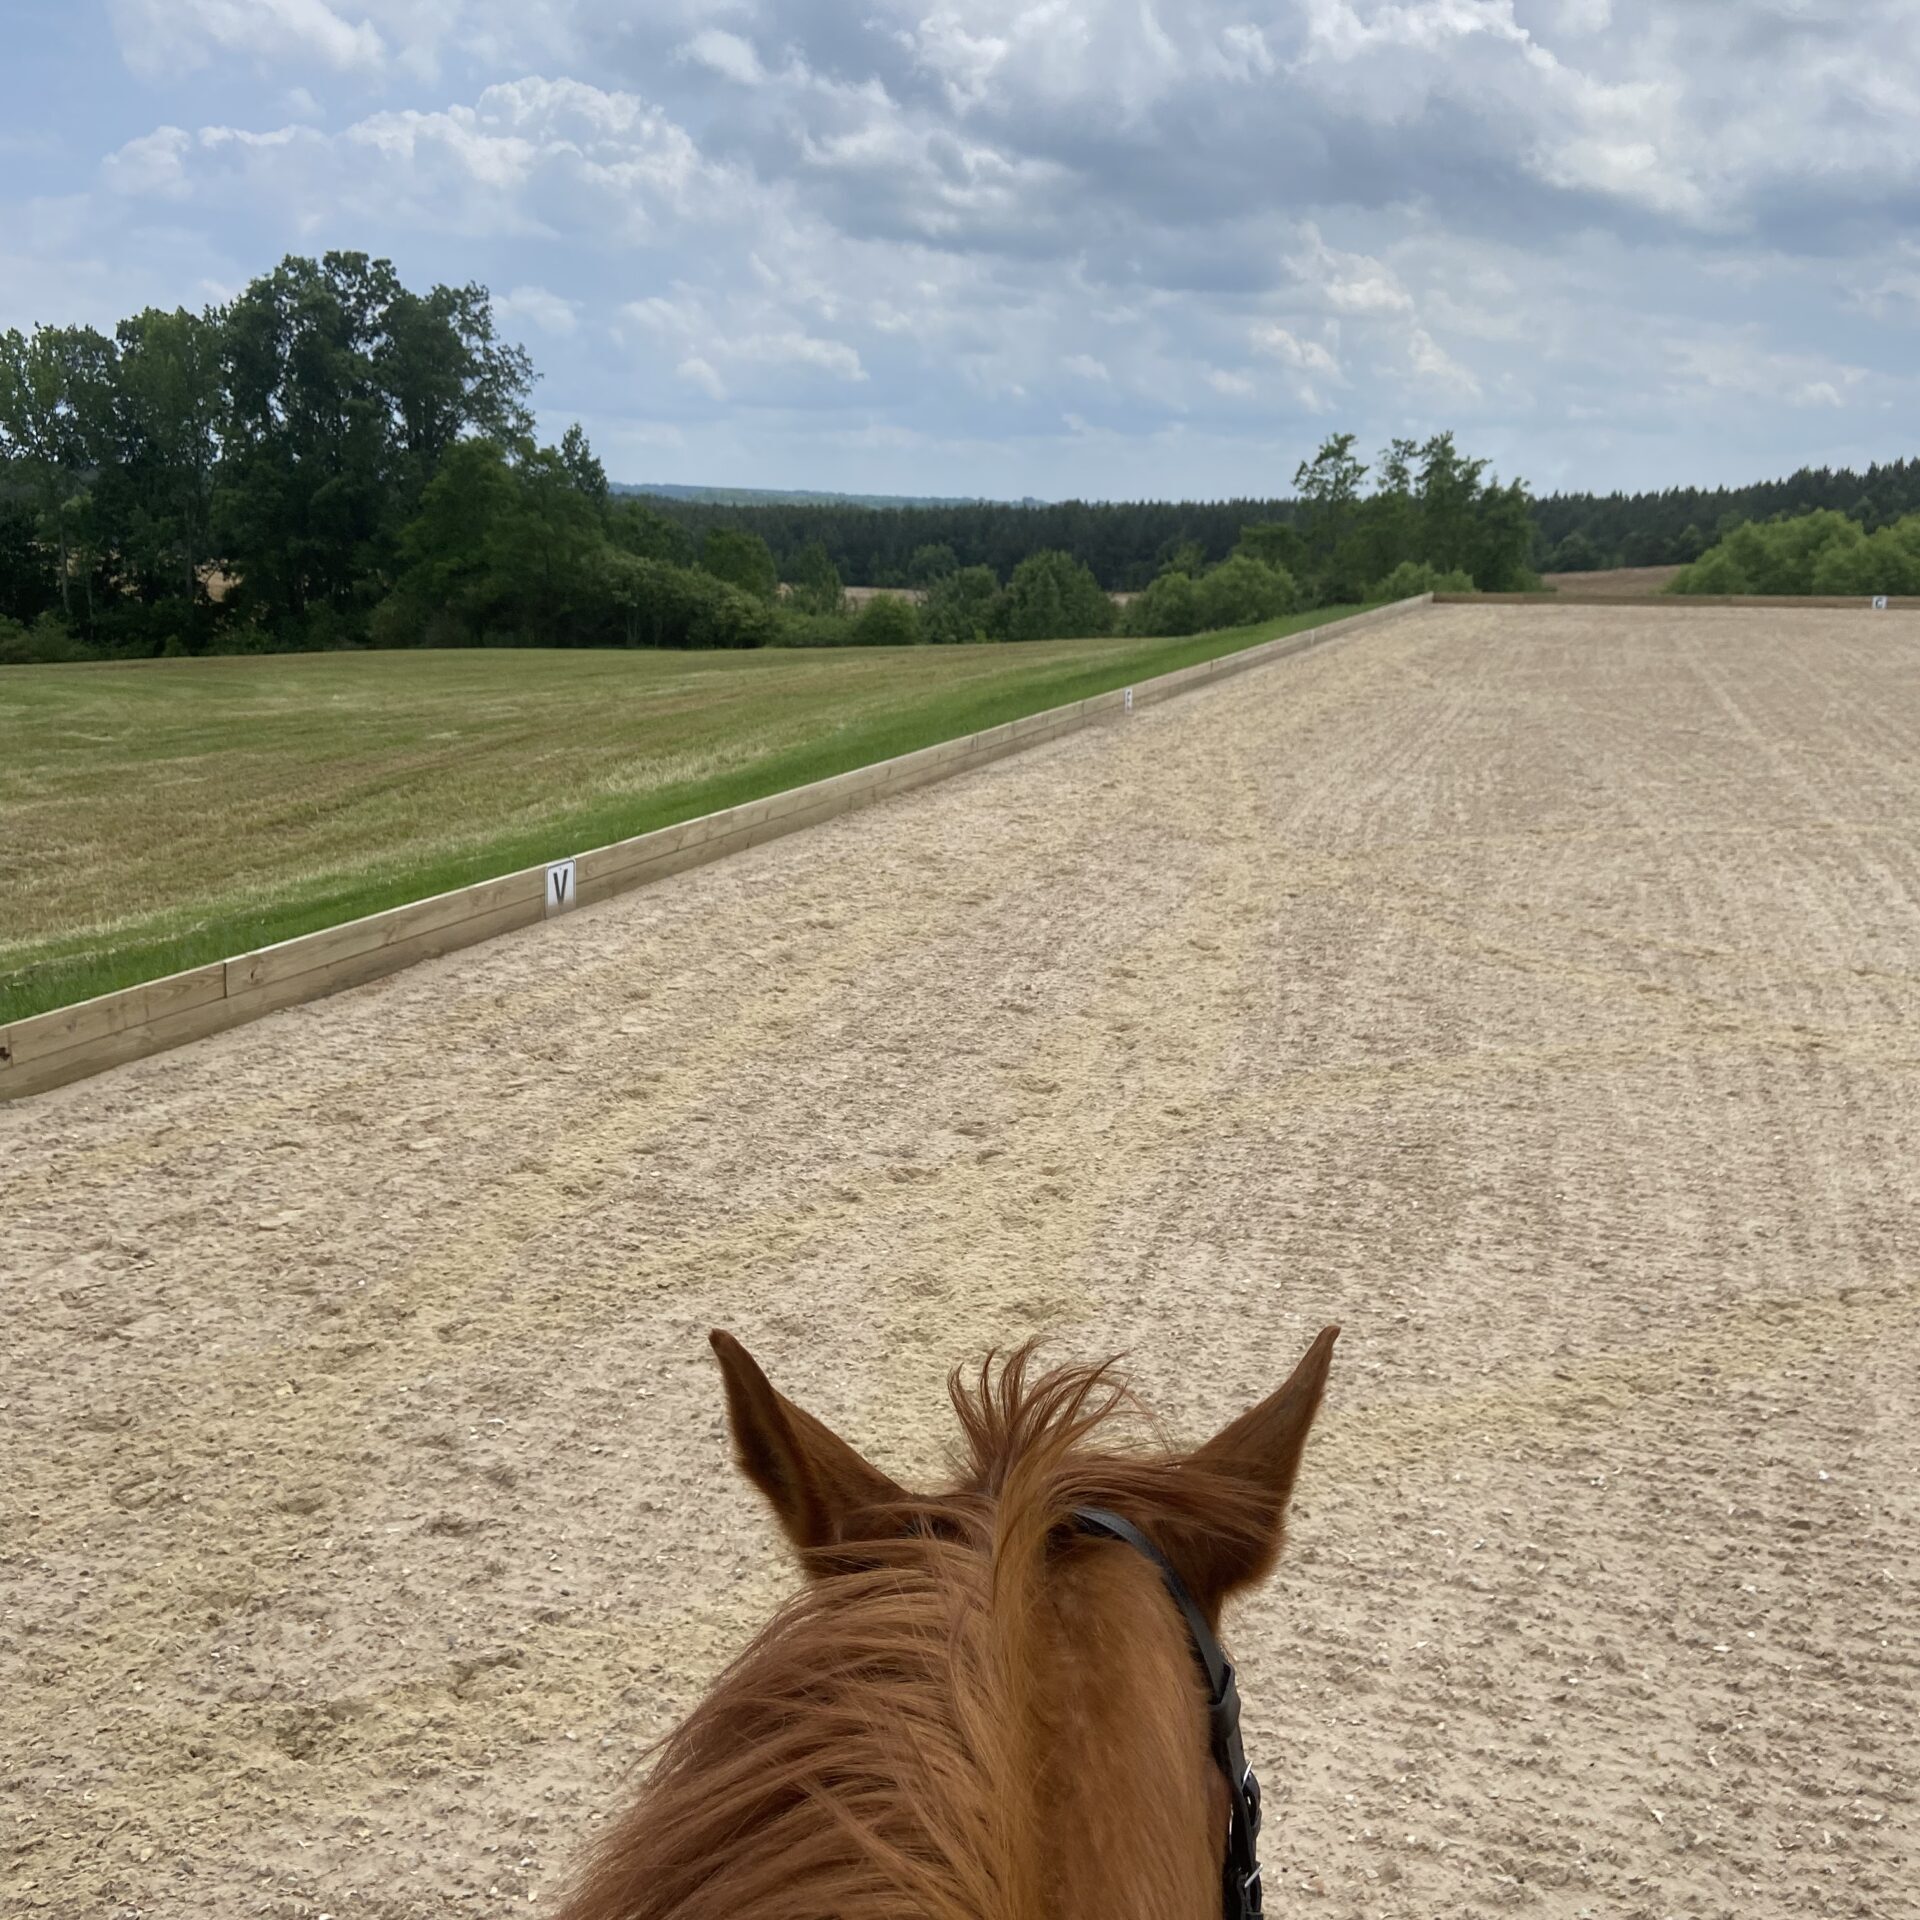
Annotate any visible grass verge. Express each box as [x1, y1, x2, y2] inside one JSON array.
[[1, 607, 1365, 1023]]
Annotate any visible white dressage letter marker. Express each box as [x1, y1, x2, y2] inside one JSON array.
[[546, 858, 577, 917], [1124, 686, 1134, 713], [1873, 595, 1889, 611]]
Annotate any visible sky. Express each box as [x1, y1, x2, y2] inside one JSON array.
[[3, 2, 1917, 502]]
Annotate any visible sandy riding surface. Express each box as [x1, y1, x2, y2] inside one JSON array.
[[5, 603, 1917, 1918]]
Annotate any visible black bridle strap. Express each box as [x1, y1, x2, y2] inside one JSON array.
[[1070, 1507, 1264, 1919]]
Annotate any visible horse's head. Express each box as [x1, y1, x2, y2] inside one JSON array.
[[700, 1325, 1339, 1920]]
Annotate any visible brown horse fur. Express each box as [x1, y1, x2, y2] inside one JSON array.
[[554, 1328, 1338, 1920]]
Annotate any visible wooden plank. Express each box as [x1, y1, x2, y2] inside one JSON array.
[[574, 835, 722, 910], [226, 893, 544, 1021], [2, 987, 257, 1100], [227, 868, 545, 995], [574, 812, 723, 892], [5, 961, 227, 1067], [1432, 592, 1920, 610]]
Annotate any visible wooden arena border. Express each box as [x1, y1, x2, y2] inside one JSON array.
[[1433, 591, 1920, 610], [0, 595, 1431, 1101]]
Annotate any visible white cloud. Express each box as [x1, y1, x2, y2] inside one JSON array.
[[497, 284, 578, 334], [731, 332, 866, 381], [1407, 326, 1482, 396], [110, 0, 386, 81], [676, 355, 727, 399], [101, 78, 736, 244], [1063, 353, 1110, 382], [680, 29, 765, 86], [101, 126, 195, 199], [1670, 333, 1867, 409], [1251, 325, 1342, 379], [1290, 227, 1414, 316]]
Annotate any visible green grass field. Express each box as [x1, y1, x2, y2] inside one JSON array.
[[0, 610, 1362, 1024]]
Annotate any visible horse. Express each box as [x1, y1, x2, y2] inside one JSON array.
[[554, 1323, 1338, 1920]]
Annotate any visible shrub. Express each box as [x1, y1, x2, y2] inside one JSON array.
[[592, 552, 778, 648], [849, 595, 921, 646], [769, 608, 857, 648], [1373, 562, 1476, 597], [1669, 546, 1751, 594], [1122, 571, 1202, 637], [1810, 523, 1920, 595], [1188, 555, 1296, 629], [1370, 560, 1440, 598], [1667, 508, 1920, 596], [0, 612, 90, 665]]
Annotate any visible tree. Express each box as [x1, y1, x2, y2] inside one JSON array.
[[387, 437, 522, 640], [216, 253, 533, 636], [1001, 550, 1113, 640], [788, 540, 845, 616], [1293, 434, 1368, 574], [920, 565, 1002, 644], [699, 527, 778, 601], [103, 306, 225, 611], [379, 277, 534, 504], [0, 323, 117, 626], [1546, 530, 1604, 573], [1237, 521, 1306, 576], [907, 542, 958, 586], [558, 423, 607, 508], [0, 484, 59, 622], [608, 496, 696, 567]]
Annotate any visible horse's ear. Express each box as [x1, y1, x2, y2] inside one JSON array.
[[709, 1330, 908, 1559], [1179, 1325, 1338, 1612]]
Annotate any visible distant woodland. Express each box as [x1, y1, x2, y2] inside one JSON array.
[[4, 249, 1912, 664]]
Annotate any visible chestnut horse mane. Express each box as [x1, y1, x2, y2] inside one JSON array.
[[555, 1348, 1279, 1920]]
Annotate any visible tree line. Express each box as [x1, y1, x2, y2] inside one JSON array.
[[3, 250, 1539, 666], [644, 432, 1539, 600], [1670, 508, 1920, 595], [1534, 459, 1920, 573]]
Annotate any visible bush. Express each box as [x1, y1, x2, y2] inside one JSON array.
[[769, 608, 857, 648], [849, 594, 921, 646], [0, 612, 91, 665], [1193, 555, 1296, 629], [1668, 508, 1920, 596], [1122, 571, 1202, 637], [1368, 561, 1476, 598], [592, 552, 778, 649], [1810, 525, 1920, 595], [1001, 551, 1114, 641], [1669, 547, 1750, 594], [921, 566, 1003, 644]]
